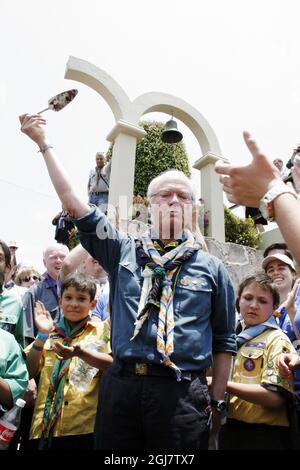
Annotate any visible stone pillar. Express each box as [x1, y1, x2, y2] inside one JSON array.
[[193, 153, 227, 242], [106, 120, 146, 222]]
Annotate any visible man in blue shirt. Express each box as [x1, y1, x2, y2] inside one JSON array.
[[19, 112, 236, 450]]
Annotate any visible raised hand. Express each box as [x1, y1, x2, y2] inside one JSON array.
[[215, 131, 281, 206], [278, 353, 300, 379], [34, 300, 54, 334], [19, 113, 47, 148]]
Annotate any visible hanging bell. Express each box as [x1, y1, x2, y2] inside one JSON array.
[[161, 118, 183, 144]]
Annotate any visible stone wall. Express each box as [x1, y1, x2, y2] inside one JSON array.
[[205, 238, 264, 295]]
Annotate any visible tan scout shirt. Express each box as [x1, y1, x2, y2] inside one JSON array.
[[229, 328, 295, 427], [29, 319, 111, 439]]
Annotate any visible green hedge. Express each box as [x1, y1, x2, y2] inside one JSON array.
[[224, 207, 261, 248]]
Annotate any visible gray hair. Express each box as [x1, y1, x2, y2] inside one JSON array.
[[43, 244, 69, 259], [147, 170, 196, 202]]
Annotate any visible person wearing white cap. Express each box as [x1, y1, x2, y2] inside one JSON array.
[[262, 253, 297, 313], [262, 250, 300, 436], [262, 253, 299, 335]]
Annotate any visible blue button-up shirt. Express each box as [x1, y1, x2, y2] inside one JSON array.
[[74, 206, 236, 370], [22, 276, 62, 344]]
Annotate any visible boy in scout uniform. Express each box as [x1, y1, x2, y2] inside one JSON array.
[[218, 273, 297, 450]]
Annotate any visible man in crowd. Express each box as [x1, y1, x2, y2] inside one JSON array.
[[22, 244, 69, 345], [87, 152, 111, 213], [19, 112, 236, 450]]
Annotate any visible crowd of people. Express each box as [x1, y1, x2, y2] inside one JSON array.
[[1, 115, 300, 451]]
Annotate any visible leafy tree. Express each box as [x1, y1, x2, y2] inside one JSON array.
[[107, 121, 191, 197], [224, 207, 262, 248]]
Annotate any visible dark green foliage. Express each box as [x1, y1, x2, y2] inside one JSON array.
[[224, 207, 262, 248], [107, 121, 191, 197]]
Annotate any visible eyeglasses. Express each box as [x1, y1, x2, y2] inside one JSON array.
[[150, 190, 193, 202], [22, 275, 40, 283]]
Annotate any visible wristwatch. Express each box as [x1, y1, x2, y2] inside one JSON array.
[[259, 182, 298, 222], [210, 399, 227, 413]]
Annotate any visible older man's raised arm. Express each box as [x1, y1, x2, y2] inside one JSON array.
[[19, 114, 89, 218]]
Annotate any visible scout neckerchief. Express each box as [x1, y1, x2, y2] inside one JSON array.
[[39, 314, 90, 449], [132, 230, 200, 380], [236, 314, 279, 349]]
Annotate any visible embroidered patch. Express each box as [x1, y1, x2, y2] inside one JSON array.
[[244, 342, 266, 349], [180, 276, 190, 286], [270, 375, 281, 384], [243, 358, 255, 371]]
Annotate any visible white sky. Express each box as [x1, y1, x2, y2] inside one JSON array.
[[2, 0, 300, 271]]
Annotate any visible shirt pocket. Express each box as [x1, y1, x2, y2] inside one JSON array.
[[118, 261, 143, 296], [239, 348, 264, 383], [176, 276, 213, 318]]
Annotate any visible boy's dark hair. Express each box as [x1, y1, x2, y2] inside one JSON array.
[[263, 243, 294, 261], [0, 239, 11, 268], [236, 272, 280, 313], [60, 272, 97, 301]]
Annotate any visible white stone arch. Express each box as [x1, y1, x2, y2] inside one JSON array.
[[65, 56, 225, 240], [65, 56, 131, 121]]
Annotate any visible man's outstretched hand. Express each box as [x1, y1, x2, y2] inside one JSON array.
[[215, 131, 281, 207]]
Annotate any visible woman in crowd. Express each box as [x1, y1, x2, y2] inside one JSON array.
[[15, 266, 42, 289]]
